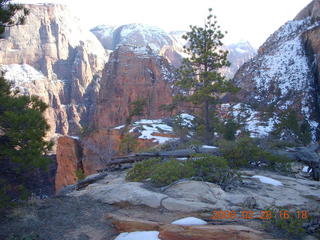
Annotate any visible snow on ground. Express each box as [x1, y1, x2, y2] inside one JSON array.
[[176, 113, 195, 127], [114, 125, 125, 130], [201, 145, 217, 149], [114, 118, 178, 144], [302, 166, 310, 173], [228, 103, 278, 138], [172, 217, 207, 226], [113, 113, 196, 144], [69, 136, 80, 140], [1, 64, 46, 84], [251, 175, 283, 186], [176, 157, 188, 161], [114, 231, 160, 240], [235, 47, 247, 54], [111, 23, 173, 53], [253, 37, 311, 96]]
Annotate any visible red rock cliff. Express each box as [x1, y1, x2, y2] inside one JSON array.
[[94, 45, 175, 129], [55, 136, 83, 192]]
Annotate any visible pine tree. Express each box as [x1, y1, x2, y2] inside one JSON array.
[[175, 8, 238, 142], [0, 76, 52, 207], [0, 0, 29, 36]]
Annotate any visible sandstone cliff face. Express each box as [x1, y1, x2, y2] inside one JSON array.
[[0, 4, 108, 137], [232, 13, 320, 139], [55, 136, 82, 191], [295, 0, 320, 21], [81, 45, 176, 173], [94, 45, 175, 129]]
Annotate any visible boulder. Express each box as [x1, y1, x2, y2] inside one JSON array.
[[163, 181, 225, 204]]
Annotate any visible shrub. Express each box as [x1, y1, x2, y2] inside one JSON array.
[[126, 155, 239, 189], [263, 208, 308, 239], [189, 154, 239, 189], [75, 169, 85, 181], [126, 158, 161, 182], [119, 133, 138, 155], [273, 110, 312, 145], [150, 159, 189, 186], [222, 119, 239, 141], [218, 137, 291, 171]]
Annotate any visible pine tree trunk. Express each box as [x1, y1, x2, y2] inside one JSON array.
[[204, 99, 210, 144]]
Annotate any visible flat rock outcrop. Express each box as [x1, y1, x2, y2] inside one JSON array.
[[159, 224, 265, 240], [67, 170, 320, 213]]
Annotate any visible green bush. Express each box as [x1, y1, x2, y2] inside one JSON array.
[[126, 155, 239, 189], [75, 169, 85, 181], [221, 119, 240, 141], [119, 133, 138, 155], [273, 110, 312, 145], [151, 159, 189, 186], [264, 209, 308, 239], [189, 154, 239, 189], [218, 137, 291, 171], [126, 158, 161, 182]]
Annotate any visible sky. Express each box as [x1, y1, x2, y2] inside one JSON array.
[[15, 0, 312, 48]]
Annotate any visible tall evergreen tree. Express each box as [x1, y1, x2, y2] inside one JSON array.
[[175, 8, 237, 142], [0, 76, 52, 207], [0, 0, 29, 36]]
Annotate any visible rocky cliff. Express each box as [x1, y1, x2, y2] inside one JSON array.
[[0, 4, 108, 137], [94, 45, 175, 129], [91, 24, 256, 74], [81, 45, 177, 174], [232, 1, 320, 140]]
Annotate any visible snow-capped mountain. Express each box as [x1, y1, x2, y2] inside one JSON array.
[[91, 23, 174, 53], [91, 24, 256, 75], [232, 6, 320, 139], [225, 41, 256, 78]]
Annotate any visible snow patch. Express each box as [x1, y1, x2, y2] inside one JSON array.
[[201, 145, 217, 149], [124, 118, 178, 144], [302, 166, 310, 173], [172, 217, 207, 226], [114, 125, 125, 130], [229, 103, 278, 138], [252, 175, 283, 186], [69, 136, 80, 140], [114, 231, 160, 240], [235, 47, 247, 54], [1, 64, 46, 84]]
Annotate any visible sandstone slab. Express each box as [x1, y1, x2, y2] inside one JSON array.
[[159, 224, 265, 240]]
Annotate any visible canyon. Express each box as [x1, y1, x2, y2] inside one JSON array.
[[1, 1, 320, 240]]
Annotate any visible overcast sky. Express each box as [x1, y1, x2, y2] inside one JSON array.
[[15, 0, 312, 48]]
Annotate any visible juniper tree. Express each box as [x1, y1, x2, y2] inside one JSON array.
[[176, 8, 238, 142]]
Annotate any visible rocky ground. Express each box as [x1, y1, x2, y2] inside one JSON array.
[[1, 167, 319, 240]]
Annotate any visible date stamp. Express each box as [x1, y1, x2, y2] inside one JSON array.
[[211, 210, 309, 220]]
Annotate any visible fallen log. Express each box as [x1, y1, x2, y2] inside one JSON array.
[[97, 147, 220, 172]]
